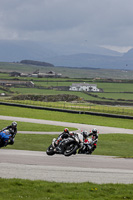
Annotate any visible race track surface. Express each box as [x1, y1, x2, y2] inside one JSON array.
[[0, 115, 133, 134], [0, 115, 133, 184], [0, 149, 133, 184]]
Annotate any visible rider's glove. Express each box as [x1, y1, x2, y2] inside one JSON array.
[[54, 140, 60, 147]]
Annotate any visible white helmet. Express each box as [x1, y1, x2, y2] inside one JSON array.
[[92, 128, 97, 134]]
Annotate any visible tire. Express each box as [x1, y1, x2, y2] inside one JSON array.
[[64, 143, 78, 156], [46, 145, 55, 156], [78, 149, 83, 154]]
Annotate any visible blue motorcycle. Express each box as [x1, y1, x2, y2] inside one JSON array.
[[0, 129, 13, 148]]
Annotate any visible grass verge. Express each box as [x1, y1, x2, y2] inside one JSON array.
[[0, 105, 133, 129], [4, 133, 133, 158], [0, 178, 133, 200], [0, 120, 76, 132]]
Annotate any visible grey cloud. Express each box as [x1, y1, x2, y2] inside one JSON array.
[[0, 0, 133, 52]]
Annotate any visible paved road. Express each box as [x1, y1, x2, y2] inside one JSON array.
[[0, 149, 133, 184], [0, 115, 133, 184], [0, 115, 133, 134]]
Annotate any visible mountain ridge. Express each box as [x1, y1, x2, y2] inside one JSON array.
[[0, 40, 133, 70]]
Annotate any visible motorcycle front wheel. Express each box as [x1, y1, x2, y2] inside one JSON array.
[[46, 145, 55, 156], [64, 143, 78, 156]]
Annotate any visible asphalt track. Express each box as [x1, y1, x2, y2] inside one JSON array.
[[0, 115, 133, 184], [0, 115, 133, 134]]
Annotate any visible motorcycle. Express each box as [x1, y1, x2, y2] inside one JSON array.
[[46, 134, 81, 156], [0, 129, 15, 148], [78, 137, 93, 154]]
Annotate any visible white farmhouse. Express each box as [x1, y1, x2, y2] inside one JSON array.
[[69, 83, 99, 92]]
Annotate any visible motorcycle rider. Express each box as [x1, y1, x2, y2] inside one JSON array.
[[81, 130, 88, 140], [0, 121, 17, 146], [88, 128, 98, 153], [53, 128, 71, 152], [80, 128, 98, 154], [53, 128, 84, 153]]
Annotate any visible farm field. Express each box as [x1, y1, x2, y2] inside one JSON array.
[[1, 61, 133, 79], [97, 92, 133, 100], [0, 63, 133, 116], [0, 76, 133, 96]]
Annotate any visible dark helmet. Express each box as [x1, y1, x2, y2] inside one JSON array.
[[82, 130, 88, 138], [12, 121, 17, 128], [92, 128, 97, 134], [64, 128, 69, 133]]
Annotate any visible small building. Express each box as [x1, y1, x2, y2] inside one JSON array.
[[10, 71, 30, 77], [0, 93, 5, 96], [10, 71, 21, 77], [20, 73, 30, 77], [0, 80, 34, 87], [32, 70, 62, 78], [69, 83, 99, 92]]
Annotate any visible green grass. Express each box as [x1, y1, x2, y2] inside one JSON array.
[[97, 92, 133, 100], [5, 134, 57, 152], [0, 120, 76, 132], [0, 89, 5, 93], [4, 133, 133, 158], [0, 105, 133, 129], [96, 82, 133, 93], [0, 178, 132, 200], [7, 82, 133, 99], [96, 134, 133, 157], [34, 80, 133, 93], [4, 98, 133, 116]]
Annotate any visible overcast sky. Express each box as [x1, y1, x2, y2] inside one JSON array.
[[0, 0, 133, 54]]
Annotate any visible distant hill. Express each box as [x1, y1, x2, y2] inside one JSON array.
[[20, 60, 54, 67], [0, 40, 133, 70], [0, 40, 57, 63], [46, 50, 133, 70]]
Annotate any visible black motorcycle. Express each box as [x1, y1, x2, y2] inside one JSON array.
[[46, 134, 80, 156]]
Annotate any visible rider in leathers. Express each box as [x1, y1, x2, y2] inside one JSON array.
[[88, 128, 98, 153], [0, 122, 17, 146], [53, 128, 84, 152], [54, 128, 72, 152], [80, 128, 98, 154]]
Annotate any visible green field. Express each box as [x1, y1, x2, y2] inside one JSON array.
[[1, 61, 133, 79], [0, 178, 132, 200], [97, 92, 133, 100], [2, 99, 133, 116], [0, 77, 133, 111], [0, 68, 133, 113], [0, 104, 133, 129]]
